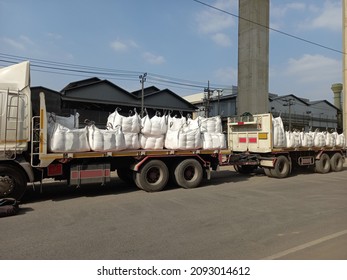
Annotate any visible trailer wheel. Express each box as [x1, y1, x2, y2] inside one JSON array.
[[174, 159, 203, 189], [134, 160, 169, 192], [0, 165, 27, 200], [330, 153, 344, 172], [315, 153, 331, 174], [117, 168, 135, 184], [270, 156, 290, 178]]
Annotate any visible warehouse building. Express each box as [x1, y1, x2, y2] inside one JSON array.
[[183, 87, 341, 132], [31, 78, 197, 128]]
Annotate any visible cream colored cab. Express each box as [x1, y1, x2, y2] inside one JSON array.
[[0, 61, 31, 158]]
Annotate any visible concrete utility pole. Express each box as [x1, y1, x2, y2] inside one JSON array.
[[204, 81, 211, 118], [343, 0, 347, 138], [139, 73, 147, 118], [283, 98, 295, 131], [237, 0, 269, 115]]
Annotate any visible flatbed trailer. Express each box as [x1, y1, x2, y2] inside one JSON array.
[[227, 113, 346, 178], [0, 62, 230, 200], [1, 62, 345, 200]]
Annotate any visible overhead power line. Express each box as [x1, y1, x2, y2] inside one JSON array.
[[192, 0, 345, 55], [0, 53, 232, 92]]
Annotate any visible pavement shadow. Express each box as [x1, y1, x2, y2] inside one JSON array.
[[288, 165, 347, 178], [21, 178, 140, 204], [21, 167, 256, 204]]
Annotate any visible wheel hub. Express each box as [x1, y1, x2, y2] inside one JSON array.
[[147, 167, 160, 183], [184, 167, 195, 180], [0, 176, 14, 196]]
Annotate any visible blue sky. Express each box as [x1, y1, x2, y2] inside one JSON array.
[[0, 0, 343, 103]]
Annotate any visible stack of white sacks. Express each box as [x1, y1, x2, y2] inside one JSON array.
[[140, 113, 167, 149], [48, 112, 91, 153], [165, 116, 202, 149], [272, 116, 346, 148], [48, 110, 226, 152], [106, 109, 140, 149], [199, 116, 226, 149]]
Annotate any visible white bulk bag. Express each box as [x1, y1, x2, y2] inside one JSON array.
[[139, 134, 165, 149], [325, 132, 336, 147], [165, 115, 203, 150], [333, 132, 346, 147], [47, 112, 78, 129], [141, 114, 167, 135], [107, 110, 140, 133], [165, 128, 202, 150], [202, 133, 226, 149], [300, 132, 314, 148], [88, 125, 125, 151], [313, 132, 326, 147], [50, 124, 90, 153], [286, 131, 301, 148], [179, 128, 202, 150], [272, 116, 286, 147], [124, 132, 140, 150], [167, 115, 186, 131], [198, 116, 222, 133], [47, 112, 79, 138]]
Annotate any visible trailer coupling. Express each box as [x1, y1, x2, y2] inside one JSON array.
[[228, 153, 260, 166]]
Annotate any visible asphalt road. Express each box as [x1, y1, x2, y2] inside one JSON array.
[[1, 166, 347, 260]]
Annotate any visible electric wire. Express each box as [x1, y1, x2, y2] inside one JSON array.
[[192, 0, 345, 55], [3, 1, 340, 92], [0, 54, 231, 92]]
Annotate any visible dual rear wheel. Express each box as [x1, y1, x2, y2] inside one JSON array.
[[315, 152, 344, 173], [119, 158, 204, 192], [263, 152, 344, 178]]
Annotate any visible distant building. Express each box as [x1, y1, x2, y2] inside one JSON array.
[[183, 89, 339, 132], [32, 78, 197, 128]]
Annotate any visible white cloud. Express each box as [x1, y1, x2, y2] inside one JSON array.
[[0, 35, 35, 51], [19, 35, 34, 46], [286, 54, 340, 83], [271, 54, 341, 100], [2, 38, 25, 50], [196, 10, 233, 34], [1, 36, 35, 51], [46, 32, 63, 40], [143, 52, 165, 65], [110, 40, 128, 52], [195, 0, 236, 47], [271, 2, 306, 18], [303, 1, 341, 32], [212, 33, 232, 47], [270, 2, 306, 29], [110, 39, 138, 52]]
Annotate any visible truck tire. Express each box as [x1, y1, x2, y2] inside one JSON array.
[[270, 155, 290, 178], [0, 165, 27, 200], [174, 159, 203, 189], [117, 168, 135, 184], [134, 160, 169, 192], [315, 153, 331, 174], [330, 153, 344, 172]]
